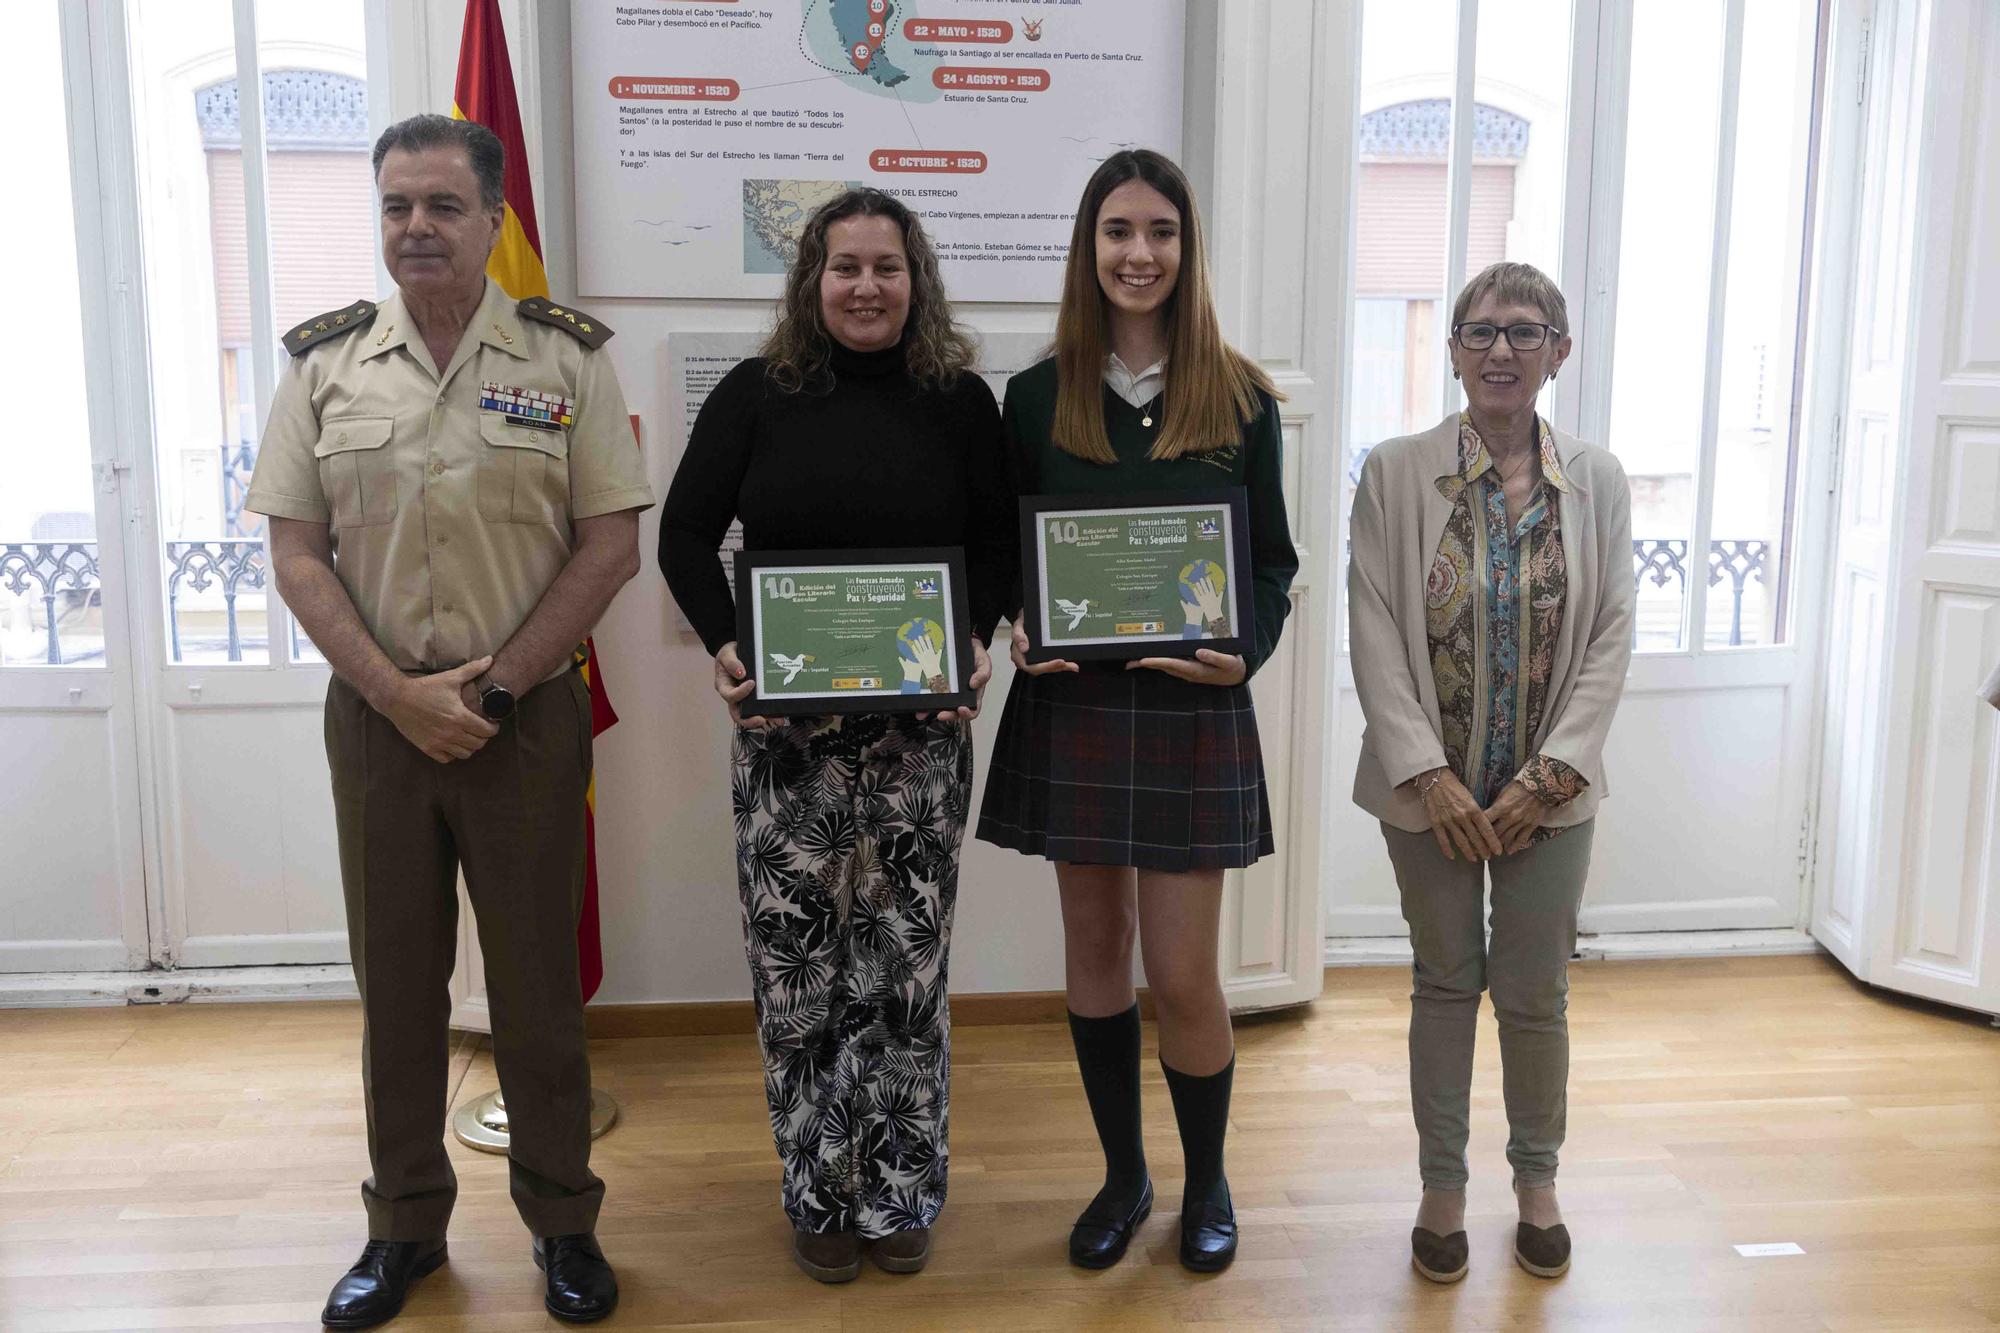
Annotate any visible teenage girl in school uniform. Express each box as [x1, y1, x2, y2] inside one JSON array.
[[976, 149, 1298, 1274]]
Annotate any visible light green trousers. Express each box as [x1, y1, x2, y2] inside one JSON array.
[[1381, 819, 1595, 1190]]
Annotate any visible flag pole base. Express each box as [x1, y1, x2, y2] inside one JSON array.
[[453, 1087, 620, 1154]]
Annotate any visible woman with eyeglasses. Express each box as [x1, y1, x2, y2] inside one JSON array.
[[1347, 261, 1634, 1284]]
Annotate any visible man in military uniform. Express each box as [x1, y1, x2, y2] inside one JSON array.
[[245, 114, 652, 1328]]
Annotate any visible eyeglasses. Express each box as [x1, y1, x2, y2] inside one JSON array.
[[1451, 321, 1563, 351]]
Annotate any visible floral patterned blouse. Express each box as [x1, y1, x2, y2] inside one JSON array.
[[1426, 413, 1586, 839]]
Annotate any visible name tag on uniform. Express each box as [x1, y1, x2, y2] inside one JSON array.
[[480, 381, 574, 432]]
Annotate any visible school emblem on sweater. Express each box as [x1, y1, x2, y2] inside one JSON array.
[[480, 382, 574, 431]]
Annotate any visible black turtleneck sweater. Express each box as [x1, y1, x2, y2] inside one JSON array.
[[659, 340, 1012, 655]]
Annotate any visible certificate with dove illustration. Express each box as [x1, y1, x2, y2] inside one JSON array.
[[735, 548, 975, 717], [1019, 489, 1252, 664]]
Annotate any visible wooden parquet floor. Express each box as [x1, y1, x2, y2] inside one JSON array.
[[1, 954, 1997, 1331]]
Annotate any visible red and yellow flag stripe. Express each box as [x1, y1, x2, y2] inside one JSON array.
[[453, 0, 614, 1001]]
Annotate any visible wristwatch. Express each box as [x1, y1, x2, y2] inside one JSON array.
[[475, 672, 516, 721]]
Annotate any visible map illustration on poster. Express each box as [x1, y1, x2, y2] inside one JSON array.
[[573, 1, 1185, 302]]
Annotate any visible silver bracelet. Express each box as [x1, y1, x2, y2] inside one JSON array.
[[1415, 768, 1449, 798]]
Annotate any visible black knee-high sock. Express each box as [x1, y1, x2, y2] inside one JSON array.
[[1067, 1006, 1149, 1205], [1161, 1055, 1234, 1213]]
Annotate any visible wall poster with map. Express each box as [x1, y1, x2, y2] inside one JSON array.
[[572, 1, 1186, 302]]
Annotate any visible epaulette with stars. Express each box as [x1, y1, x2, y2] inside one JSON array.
[[284, 300, 377, 357], [518, 297, 614, 350]]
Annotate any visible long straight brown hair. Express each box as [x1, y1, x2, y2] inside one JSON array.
[[1051, 150, 1278, 463]]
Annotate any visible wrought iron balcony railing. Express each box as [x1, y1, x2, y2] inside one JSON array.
[[0, 542, 100, 666], [165, 540, 268, 663], [1630, 538, 1773, 646], [1, 540, 269, 666], [1, 537, 1777, 667]]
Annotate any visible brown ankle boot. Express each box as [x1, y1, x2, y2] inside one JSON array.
[[792, 1228, 861, 1283], [869, 1227, 933, 1273]]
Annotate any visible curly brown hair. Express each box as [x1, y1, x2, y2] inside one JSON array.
[[760, 189, 977, 393]]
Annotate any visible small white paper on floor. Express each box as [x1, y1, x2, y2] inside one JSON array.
[[1734, 1242, 1806, 1257]]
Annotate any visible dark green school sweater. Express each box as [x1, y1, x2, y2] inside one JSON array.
[[1000, 357, 1299, 677]]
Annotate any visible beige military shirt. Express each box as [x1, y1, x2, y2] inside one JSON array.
[[245, 279, 655, 673]]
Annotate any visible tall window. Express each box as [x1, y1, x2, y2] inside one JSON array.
[[127, 0, 373, 665], [1347, 98, 1534, 456], [1, 3, 103, 668], [1345, 0, 1825, 653], [197, 69, 377, 544]]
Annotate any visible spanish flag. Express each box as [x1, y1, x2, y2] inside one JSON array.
[[454, 0, 613, 1003]]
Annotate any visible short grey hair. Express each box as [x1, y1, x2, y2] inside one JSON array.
[[370, 114, 505, 211], [1452, 261, 1569, 336]]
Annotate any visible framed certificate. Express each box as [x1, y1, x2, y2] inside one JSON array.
[[734, 548, 975, 717], [1019, 489, 1252, 663]]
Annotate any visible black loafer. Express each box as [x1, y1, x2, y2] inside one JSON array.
[[1177, 1188, 1238, 1273], [1068, 1178, 1154, 1269], [1410, 1227, 1468, 1283], [533, 1233, 619, 1323], [1514, 1222, 1571, 1278], [320, 1239, 446, 1328]]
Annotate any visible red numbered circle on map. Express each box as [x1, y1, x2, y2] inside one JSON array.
[[869, 0, 887, 14]]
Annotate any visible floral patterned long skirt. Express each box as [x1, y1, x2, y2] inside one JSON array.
[[729, 713, 970, 1237]]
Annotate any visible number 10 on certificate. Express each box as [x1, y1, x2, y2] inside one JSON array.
[[1019, 489, 1252, 664]]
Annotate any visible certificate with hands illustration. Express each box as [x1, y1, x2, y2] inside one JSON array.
[[735, 548, 976, 717], [1018, 488, 1253, 665]]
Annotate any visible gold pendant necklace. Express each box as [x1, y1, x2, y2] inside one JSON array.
[[1141, 391, 1161, 428]]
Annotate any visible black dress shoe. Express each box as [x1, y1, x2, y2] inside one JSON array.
[[1177, 1186, 1238, 1273], [320, 1239, 446, 1329], [1410, 1226, 1469, 1283], [1514, 1221, 1572, 1278], [533, 1233, 619, 1323], [1068, 1178, 1154, 1269]]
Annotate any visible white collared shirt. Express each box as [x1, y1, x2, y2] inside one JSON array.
[[1104, 352, 1167, 410]]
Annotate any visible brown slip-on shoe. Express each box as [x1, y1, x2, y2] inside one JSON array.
[[1514, 1222, 1571, 1278], [868, 1227, 932, 1273], [1410, 1227, 1469, 1283], [793, 1228, 862, 1283]]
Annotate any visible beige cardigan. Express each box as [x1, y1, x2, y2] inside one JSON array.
[[1348, 414, 1635, 833]]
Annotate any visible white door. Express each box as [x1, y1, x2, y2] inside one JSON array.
[[1815, 0, 2000, 1014], [1811, 0, 1907, 977], [1327, 0, 1837, 943], [110, 0, 381, 969], [0, 2, 151, 975], [1203, 1, 1350, 1011]]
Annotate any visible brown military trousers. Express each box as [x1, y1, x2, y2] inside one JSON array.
[[325, 670, 603, 1240]]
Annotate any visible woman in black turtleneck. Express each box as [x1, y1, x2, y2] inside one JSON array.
[[658, 190, 1009, 1284]]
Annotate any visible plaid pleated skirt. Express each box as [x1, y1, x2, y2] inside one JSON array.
[[975, 667, 1275, 871]]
